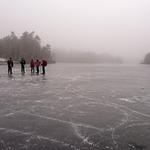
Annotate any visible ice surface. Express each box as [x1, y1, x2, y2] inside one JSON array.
[[0, 64, 150, 150]]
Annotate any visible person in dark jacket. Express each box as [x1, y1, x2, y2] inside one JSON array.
[[7, 57, 13, 75], [41, 59, 47, 75], [20, 58, 26, 74], [30, 59, 35, 74]]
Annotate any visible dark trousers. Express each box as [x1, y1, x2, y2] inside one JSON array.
[[8, 67, 12, 74], [42, 66, 45, 74], [36, 66, 39, 74], [21, 65, 25, 73]]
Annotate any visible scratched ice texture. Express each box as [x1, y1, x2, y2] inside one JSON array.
[[0, 64, 150, 150]]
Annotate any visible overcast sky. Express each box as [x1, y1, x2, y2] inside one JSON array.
[[0, 0, 150, 62]]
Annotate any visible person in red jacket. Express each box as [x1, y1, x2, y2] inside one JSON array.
[[30, 59, 35, 74], [35, 59, 41, 74]]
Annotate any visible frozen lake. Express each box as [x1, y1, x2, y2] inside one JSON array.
[[0, 63, 150, 150]]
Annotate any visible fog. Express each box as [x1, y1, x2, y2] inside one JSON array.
[[1, 0, 150, 63]]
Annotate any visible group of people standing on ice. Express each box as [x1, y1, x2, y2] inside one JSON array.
[[7, 57, 47, 75], [30, 58, 47, 75]]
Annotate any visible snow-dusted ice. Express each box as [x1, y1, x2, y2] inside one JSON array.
[[0, 64, 150, 150]]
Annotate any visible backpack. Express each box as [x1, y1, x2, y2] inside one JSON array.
[[43, 60, 47, 66]]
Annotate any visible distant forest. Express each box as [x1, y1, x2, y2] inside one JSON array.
[[0, 32, 54, 63], [55, 50, 123, 64]]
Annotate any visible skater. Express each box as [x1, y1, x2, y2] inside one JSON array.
[[20, 58, 26, 74], [30, 59, 35, 74], [35, 59, 41, 74], [7, 57, 13, 75], [41, 59, 47, 75]]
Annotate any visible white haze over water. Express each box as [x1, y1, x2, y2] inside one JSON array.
[[0, 0, 150, 63]]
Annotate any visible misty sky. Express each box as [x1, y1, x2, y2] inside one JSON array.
[[0, 0, 150, 62]]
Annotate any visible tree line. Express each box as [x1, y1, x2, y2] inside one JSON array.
[[0, 31, 54, 63]]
